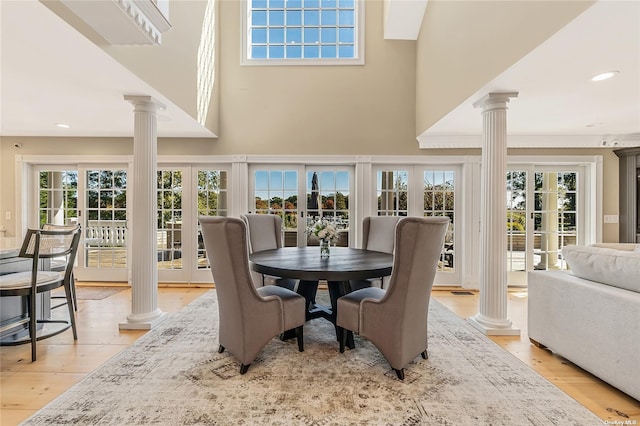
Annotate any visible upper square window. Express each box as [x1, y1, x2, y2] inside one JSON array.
[[242, 0, 364, 65]]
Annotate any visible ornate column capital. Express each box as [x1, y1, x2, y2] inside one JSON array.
[[473, 92, 519, 112], [124, 95, 166, 113]]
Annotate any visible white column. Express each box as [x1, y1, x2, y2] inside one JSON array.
[[119, 95, 168, 330], [468, 92, 520, 336]]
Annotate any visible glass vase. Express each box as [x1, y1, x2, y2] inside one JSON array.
[[320, 238, 330, 258]]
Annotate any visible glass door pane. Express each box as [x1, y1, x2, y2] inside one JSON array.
[[376, 170, 408, 216], [38, 170, 78, 227], [423, 170, 456, 273], [157, 170, 184, 279], [533, 171, 577, 271], [81, 168, 128, 281], [193, 169, 229, 281], [252, 168, 299, 246], [306, 170, 350, 247], [507, 170, 528, 284]]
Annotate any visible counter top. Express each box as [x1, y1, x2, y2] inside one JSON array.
[[0, 248, 20, 260]]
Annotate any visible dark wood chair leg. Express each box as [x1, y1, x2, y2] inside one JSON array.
[[218, 344, 225, 353], [394, 368, 404, 380], [296, 326, 304, 352], [421, 350, 428, 359], [70, 272, 78, 312], [338, 327, 346, 353], [65, 281, 78, 340], [28, 294, 37, 362], [240, 364, 250, 374]]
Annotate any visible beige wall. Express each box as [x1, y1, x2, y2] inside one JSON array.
[[214, 0, 419, 155], [415, 0, 594, 135]]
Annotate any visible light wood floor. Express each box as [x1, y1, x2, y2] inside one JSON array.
[[1, 285, 639, 425]]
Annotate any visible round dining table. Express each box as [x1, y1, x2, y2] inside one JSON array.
[[249, 246, 393, 349]]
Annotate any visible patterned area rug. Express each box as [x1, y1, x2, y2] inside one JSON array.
[[51, 286, 126, 300], [24, 290, 602, 425]]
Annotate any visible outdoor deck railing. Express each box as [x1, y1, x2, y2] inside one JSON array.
[[85, 220, 127, 247]]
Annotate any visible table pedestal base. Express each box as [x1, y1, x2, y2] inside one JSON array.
[[280, 280, 355, 349]]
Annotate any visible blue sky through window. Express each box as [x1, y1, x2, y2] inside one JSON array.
[[248, 0, 357, 60]]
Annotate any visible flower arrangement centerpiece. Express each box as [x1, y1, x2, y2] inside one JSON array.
[[307, 218, 339, 258]]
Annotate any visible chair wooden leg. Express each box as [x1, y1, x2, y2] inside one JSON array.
[[338, 327, 346, 353], [28, 294, 37, 362], [218, 344, 225, 353], [70, 272, 78, 312], [240, 364, 250, 374], [295, 326, 304, 352], [65, 282, 78, 340], [421, 350, 428, 359], [394, 368, 404, 380]]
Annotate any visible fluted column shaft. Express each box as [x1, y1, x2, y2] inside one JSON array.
[[120, 95, 168, 330], [469, 92, 520, 336]]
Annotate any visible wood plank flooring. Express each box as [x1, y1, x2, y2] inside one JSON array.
[[1, 285, 638, 425]]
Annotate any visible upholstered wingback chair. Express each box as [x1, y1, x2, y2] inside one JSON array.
[[350, 216, 402, 291], [240, 213, 296, 291], [337, 216, 449, 380], [199, 216, 305, 374]]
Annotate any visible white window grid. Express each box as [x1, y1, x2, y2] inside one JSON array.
[[38, 171, 79, 227], [157, 170, 183, 271], [376, 170, 409, 217], [423, 170, 455, 273], [197, 170, 229, 270], [244, 0, 363, 65]]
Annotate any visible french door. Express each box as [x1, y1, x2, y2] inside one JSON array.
[[248, 165, 353, 248], [372, 165, 460, 285], [156, 166, 230, 283], [34, 163, 229, 283], [507, 166, 582, 285], [34, 165, 128, 282], [77, 166, 129, 282]]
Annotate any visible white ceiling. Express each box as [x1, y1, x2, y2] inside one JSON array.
[[1, 0, 639, 146], [419, 0, 640, 148], [0, 0, 214, 138]]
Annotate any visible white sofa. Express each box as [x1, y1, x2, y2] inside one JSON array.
[[528, 244, 640, 401]]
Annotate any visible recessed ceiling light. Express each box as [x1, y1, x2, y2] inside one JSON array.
[[590, 71, 619, 82], [55, 123, 71, 128]]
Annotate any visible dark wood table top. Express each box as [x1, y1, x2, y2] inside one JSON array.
[[249, 246, 393, 282]]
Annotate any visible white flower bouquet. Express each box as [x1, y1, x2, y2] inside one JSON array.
[[307, 218, 339, 244]]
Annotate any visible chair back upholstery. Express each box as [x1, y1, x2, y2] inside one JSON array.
[[20, 226, 81, 287], [240, 214, 283, 253], [199, 216, 283, 364], [42, 223, 82, 271], [361, 217, 449, 369], [361, 216, 402, 254]]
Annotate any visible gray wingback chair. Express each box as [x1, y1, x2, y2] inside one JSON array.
[[337, 216, 449, 380], [350, 216, 402, 291], [199, 216, 306, 375], [240, 213, 297, 291]]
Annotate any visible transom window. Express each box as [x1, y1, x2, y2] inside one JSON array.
[[243, 0, 363, 65]]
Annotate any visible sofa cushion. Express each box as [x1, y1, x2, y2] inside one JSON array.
[[562, 245, 640, 293], [590, 243, 640, 252]]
